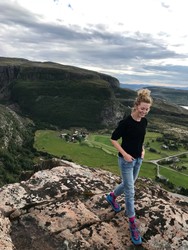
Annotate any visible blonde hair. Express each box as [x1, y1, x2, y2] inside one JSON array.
[[134, 88, 153, 107]]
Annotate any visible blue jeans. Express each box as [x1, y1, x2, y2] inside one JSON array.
[[113, 156, 143, 218]]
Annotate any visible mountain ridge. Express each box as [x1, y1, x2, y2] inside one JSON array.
[[121, 83, 188, 91], [1, 56, 188, 131], [0, 57, 124, 130], [121, 84, 188, 105]]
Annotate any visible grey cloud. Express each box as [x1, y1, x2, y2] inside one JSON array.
[[144, 65, 188, 83], [0, 1, 188, 88], [161, 2, 170, 9], [116, 63, 188, 87], [144, 64, 188, 74], [0, 1, 182, 62], [0, 2, 39, 26]]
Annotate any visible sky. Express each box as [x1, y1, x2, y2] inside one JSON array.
[[1, 0, 188, 89]]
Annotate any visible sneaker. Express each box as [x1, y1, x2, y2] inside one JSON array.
[[129, 221, 142, 245], [106, 192, 121, 212]]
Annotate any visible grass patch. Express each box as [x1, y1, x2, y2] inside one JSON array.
[[34, 130, 119, 173], [159, 166, 188, 188], [87, 134, 117, 154], [34, 130, 188, 189], [139, 162, 156, 179]]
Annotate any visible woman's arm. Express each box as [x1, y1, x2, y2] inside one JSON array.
[[141, 145, 145, 159]]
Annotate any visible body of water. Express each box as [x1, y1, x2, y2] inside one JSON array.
[[181, 106, 188, 110]]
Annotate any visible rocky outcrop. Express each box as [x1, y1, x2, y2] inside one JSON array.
[[0, 105, 30, 149], [0, 159, 187, 250], [101, 100, 125, 127]]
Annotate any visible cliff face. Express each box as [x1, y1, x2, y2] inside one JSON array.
[[0, 65, 20, 99], [0, 159, 187, 250], [0, 57, 122, 129]]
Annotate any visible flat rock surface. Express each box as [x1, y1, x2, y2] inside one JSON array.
[[0, 159, 188, 249]]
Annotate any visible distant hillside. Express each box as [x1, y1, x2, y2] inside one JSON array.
[[0, 57, 125, 130], [121, 84, 188, 106], [120, 83, 149, 90], [1, 57, 188, 131], [147, 86, 188, 106]]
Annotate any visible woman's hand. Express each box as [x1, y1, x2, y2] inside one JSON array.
[[141, 148, 145, 159], [111, 139, 135, 162], [123, 153, 135, 162]]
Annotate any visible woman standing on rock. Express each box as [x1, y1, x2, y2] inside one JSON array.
[[106, 88, 153, 246]]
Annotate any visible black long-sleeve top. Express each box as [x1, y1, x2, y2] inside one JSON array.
[[111, 115, 147, 158]]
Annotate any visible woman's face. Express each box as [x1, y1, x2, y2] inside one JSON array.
[[136, 102, 151, 118]]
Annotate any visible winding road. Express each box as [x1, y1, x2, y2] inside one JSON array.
[[146, 151, 188, 178]]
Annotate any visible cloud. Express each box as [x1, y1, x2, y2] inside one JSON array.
[[161, 2, 170, 9], [0, 0, 188, 89]]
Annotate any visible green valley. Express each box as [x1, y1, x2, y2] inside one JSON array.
[[34, 129, 188, 190]]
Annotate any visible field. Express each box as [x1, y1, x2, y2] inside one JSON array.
[[34, 130, 188, 189]]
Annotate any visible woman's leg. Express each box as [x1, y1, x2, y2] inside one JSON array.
[[106, 157, 124, 212], [113, 157, 142, 245], [133, 158, 143, 182], [106, 157, 142, 215], [113, 157, 125, 197], [130, 158, 143, 245], [117, 157, 135, 218]]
